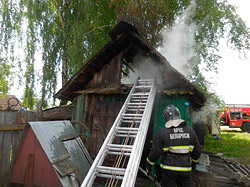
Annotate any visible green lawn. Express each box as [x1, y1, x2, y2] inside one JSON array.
[[204, 132, 250, 164]]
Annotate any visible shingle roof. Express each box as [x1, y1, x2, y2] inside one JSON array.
[[54, 21, 206, 109]]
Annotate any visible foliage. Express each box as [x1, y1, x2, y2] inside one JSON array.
[[0, 57, 11, 95], [186, 0, 250, 92], [111, 0, 188, 47], [0, 1, 117, 108], [204, 132, 250, 164], [0, 0, 250, 109]]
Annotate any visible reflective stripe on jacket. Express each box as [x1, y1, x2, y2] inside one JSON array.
[[147, 122, 201, 171]]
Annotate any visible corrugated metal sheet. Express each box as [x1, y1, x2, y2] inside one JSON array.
[[196, 153, 250, 187], [29, 121, 93, 186]]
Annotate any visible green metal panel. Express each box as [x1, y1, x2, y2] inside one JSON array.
[[105, 94, 127, 103], [153, 94, 193, 137], [73, 93, 85, 133]]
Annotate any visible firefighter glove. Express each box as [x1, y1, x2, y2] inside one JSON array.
[[192, 161, 198, 171], [146, 162, 152, 176], [154, 164, 162, 182]]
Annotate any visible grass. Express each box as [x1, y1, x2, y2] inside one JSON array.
[[204, 131, 250, 164]]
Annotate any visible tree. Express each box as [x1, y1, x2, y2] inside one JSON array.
[[0, 0, 249, 109], [0, 58, 11, 95], [0, 0, 117, 108]]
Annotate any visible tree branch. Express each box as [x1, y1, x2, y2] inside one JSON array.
[[54, 0, 65, 30], [85, 25, 113, 35]]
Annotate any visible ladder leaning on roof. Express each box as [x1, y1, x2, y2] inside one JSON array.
[[81, 78, 157, 187]]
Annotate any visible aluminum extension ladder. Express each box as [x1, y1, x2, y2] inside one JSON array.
[[81, 79, 156, 187]]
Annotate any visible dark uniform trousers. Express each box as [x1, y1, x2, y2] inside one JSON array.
[[161, 170, 192, 187], [146, 122, 201, 187]]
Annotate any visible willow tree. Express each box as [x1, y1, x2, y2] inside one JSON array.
[[0, 58, 11, 95], [0, 0, 117, 108], [0, 0, 249, 109]]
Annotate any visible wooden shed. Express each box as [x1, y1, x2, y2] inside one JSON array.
[[54, 21, 206, 161], [9, 121, 92, 187]]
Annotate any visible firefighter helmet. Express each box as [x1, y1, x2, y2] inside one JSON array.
[[162, 105, 181, 122]]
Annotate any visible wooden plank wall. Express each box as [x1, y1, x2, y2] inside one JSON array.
[[87, 52, 122, 88], [83, 94, 124, 160], [0, 110, 36, 187]]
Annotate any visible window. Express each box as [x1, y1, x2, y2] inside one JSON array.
[[230, 112, 240, 120], [242, 111, 250, 120]]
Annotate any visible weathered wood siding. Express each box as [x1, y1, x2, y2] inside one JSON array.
[[73, 52, 125, 160], [0, 110, 36, 187], [87, 52, 122, 88], [83, 94, 126, 161]]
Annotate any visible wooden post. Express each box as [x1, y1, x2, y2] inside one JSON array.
[[26, 154, 34, 187]]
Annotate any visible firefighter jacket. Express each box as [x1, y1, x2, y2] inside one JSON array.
[[147, 121, 201, 172]]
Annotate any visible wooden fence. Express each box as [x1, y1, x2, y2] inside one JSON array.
[[0, 110, 36, 187]]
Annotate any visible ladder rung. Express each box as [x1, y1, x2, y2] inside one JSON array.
[[107, 144, 133, 149], [115, 134, 137, 138], [107, 151, 131, 156], [135, 86, 152, 88], [126, 110, 144, 113], [96, 168, 125, 174], [131, 98, 148, 100], [116, 127, 139, 131], [130, 100, 147, 103], [96, 166, 126, 173], [122, 117, 142, 121], [132, 93, 149, 96], [126, 108, 145, 111], [115, 130, 138, 135], [132, 94, 149, 97], [127, 106, 145, 109], [138, 79, 153, 82], [122, 114, 143, 117], [116, 129, 138, 134], [128, 103, 146, 105], [96, 173, 124, 180], [108, 144, 133, 152], [131, 97, 148, 99], [121, 120, 141, 123], [107, 146, 132, 152]]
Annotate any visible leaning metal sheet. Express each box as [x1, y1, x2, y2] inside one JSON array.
[[29, 120, 93, 186]]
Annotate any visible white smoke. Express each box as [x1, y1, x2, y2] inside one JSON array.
[[158, 0, 197, 77], [121, 56, 162, 85], [192, 98, 218, 124], [157, 1, 221, 130], [123, 0, 198, 84]]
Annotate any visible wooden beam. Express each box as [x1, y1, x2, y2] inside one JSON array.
[[0, 125, 25, 131], [123, 59, 135, 72]]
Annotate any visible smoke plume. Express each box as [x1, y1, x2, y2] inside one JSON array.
[[122, 56, 162, 85], [158, 0, 197, 77]]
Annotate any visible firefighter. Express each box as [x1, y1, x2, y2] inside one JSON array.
[[146, 104, 201, 187]]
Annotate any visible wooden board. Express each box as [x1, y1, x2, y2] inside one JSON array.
[[0, 110, 37, 186], [87, 52, 122, 89], [0, 125, 25, 131]]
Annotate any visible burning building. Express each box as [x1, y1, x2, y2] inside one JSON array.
[[54, 21, 206, 180], [55, 21, 206, 159]]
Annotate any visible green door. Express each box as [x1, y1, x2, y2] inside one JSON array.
[[153, 94, 193, 136]]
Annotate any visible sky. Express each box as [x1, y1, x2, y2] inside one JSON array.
[[209, 0, 250, 104]]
